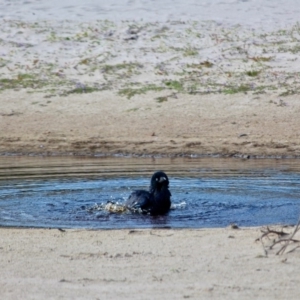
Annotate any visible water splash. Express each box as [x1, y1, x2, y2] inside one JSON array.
[[87, 202, 128, 213], [170, 201, 187, 210], [86, 201, 186, 214]]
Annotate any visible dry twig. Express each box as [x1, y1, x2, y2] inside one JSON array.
[[257, 217, 300, 256]]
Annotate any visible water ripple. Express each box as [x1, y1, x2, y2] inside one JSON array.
[[0, 156, 300, 228]]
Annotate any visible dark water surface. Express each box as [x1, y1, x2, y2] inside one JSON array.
[[0, 156, 299, 229]]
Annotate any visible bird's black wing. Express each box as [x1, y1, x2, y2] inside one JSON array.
[[125, 190, 153, 213]]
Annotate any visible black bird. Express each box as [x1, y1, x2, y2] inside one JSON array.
[[125, 171, 171, 215]]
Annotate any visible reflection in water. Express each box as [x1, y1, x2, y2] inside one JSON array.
[[0, 156, 300, 228]]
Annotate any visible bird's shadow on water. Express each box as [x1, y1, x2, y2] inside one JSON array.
[[148, 215, 172, 227]]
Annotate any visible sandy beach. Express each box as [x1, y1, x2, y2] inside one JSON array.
[[1, 1, 300, 299], [1, 226, 300, 300], [1, 9, 300, 157], [2, 1, 299, 156]]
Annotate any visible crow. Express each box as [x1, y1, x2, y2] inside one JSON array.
[[125, 171, 171, 215]]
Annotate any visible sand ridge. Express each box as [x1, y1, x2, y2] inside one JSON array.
[[1, 90, 300, 157]]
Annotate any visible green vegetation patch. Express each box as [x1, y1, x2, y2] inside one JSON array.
[[250, 56, 273, 62], [200, 61, 214, 68], [183, 47, 198, 57], [279, 89, 298, 97], [278, 44, 300, 54], [246, 70, 260, 77], [0, 73, 46, 91], [187, 60, 214, 69], [164, 80, 184, 91], [156, 96, 168, 103], [102, 63, 142, 74], [62, 86, 100, 95], [118, 84, 164, 99], [224, 84, 252, 94]]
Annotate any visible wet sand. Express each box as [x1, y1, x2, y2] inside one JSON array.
[[2, 89, 300, 158]]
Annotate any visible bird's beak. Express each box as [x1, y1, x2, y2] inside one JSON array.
[[159, 177, 167, 183]]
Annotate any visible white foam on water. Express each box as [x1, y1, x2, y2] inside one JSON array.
[[170, 201, 187, 210]]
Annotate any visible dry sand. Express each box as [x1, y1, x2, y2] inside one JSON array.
[[1, 2, 300, 299], [1, 226, 300, 300], [1, 0, 300, 29]]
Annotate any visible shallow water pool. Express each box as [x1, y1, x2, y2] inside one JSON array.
[[0, 156, 299, 229]]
